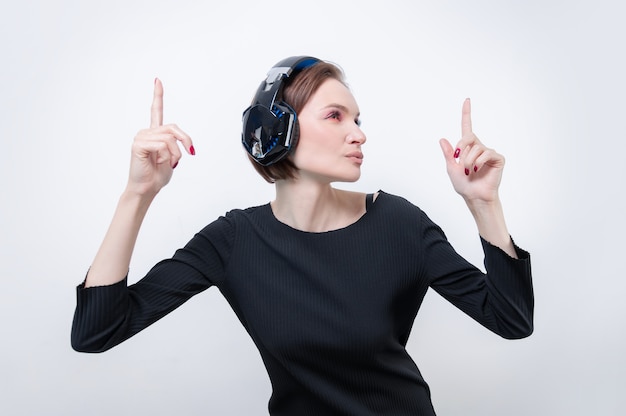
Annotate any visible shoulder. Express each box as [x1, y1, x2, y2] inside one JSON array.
[[195, 203, 271, 239], [372, 192, 449, 250], [225, 203, 269, 221], [372, 191, 446, 235], [374, 190, 424, 215], [361, 190, 429, 234]]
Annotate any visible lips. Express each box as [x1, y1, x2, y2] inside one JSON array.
[[346, 151, 364, 164]]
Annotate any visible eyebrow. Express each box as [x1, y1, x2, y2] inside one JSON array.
[[321, 103, 361, 118]]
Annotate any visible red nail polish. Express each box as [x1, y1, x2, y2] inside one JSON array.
[[454, 148, 460, 158], [190, 145, 196, 156], [473, 165, 478, 172], [465, 168, 470, 176], [172, 161, 178, 169]]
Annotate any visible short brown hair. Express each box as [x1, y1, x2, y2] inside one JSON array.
[[247, 61, 346, 183]]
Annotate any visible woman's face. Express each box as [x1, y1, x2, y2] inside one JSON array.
[[291, 78, 366, 183]]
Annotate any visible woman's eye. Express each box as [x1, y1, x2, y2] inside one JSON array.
[[327, 111, 341, 121]]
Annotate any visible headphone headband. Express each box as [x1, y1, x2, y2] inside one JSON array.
[[242, 56, 321, 166]]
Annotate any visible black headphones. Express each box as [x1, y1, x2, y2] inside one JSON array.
[[241, 56, 321, 166]]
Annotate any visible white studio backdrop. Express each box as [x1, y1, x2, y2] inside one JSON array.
[[1, 0, 624, 415]]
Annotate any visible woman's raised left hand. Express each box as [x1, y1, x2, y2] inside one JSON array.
[[439, 98, 505, 204]]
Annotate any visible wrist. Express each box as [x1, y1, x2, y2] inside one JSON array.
[[123, 182, 159, 203], [464, 195, 502, 217], [119, 187, 156, 216], [465, 198, 514, 252]]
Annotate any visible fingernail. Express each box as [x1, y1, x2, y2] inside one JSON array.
[[473, 165, 478, 172], [172, 161, 178, 169], [465, 168, 470, 176], [454, 148, 460, 158], [154, 77, 158, 85], [190, 145, 196, 156]]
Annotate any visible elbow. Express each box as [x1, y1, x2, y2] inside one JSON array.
[[71, 334, 109, 353], [519, 318, 534, 339], [501, 323, 533, 340], [71, 324, 117, 353], [495, 296, 534, 340], [71, 308, 126, 353], [498, 314, 534, 340], [71, 342, 96, 353]]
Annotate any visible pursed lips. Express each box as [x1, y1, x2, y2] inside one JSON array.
[[345, 151, 364, 164]]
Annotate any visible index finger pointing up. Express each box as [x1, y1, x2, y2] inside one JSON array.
[[461, 97, 472, 137], [151, 78, 164, 128]]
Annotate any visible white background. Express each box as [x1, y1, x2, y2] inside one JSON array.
[[1, 0, 624, 415]]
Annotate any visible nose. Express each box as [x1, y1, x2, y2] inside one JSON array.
[[347, 125, 366, 145]]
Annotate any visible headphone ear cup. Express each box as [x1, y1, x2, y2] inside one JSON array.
[[242, 56, 320, 165], [289, 117, 300, 153]]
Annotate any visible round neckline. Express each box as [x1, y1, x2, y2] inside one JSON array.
[[265, 191, 381, 235]]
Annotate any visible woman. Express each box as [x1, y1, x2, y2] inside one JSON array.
[[72, 56, 534, 415]]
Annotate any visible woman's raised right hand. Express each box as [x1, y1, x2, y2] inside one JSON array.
[[127, 78, 195, 196]]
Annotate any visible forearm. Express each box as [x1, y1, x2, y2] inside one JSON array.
[[465, 197, 517, 259], [85, 189, 156, 288]]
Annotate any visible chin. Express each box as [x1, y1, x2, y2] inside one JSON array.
[[302, 165, 362, 183], [335, 171, 362, 183]]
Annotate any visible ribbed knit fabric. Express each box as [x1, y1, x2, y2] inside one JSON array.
[[72, 191, 533, 415]]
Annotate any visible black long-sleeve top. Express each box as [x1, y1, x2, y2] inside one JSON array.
[[72, 191, 534, 415]]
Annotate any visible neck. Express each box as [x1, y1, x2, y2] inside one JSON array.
[[272, 178, 363, 233]]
